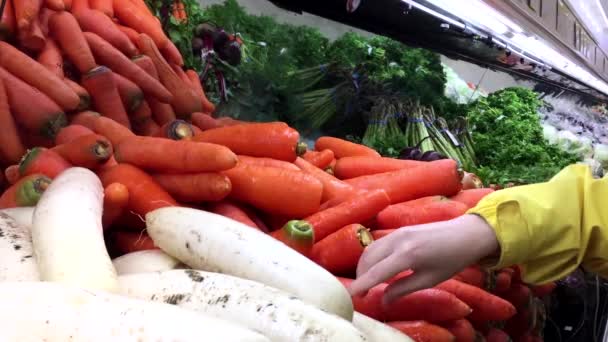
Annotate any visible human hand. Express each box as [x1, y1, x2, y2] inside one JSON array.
[[349, 214, 499, 303]]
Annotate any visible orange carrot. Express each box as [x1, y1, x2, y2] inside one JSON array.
[[49, 11, 96, 73], [64, 0, 72, 9], [346, 159, 463, 204], [371, 229, 395, 240], [4, 165, 19, 185], [44, 0, 65, 11], [102, 182, 129, 228], [0, 76, 25, 164], [70, 110, 100, 130], [64, 78, 91, 111], [531, 282, 556, 298], [129, 101, 159, 136], [302, 149, 334, 170], [222, 164, 322, 218], [81, 66, 132, 129], [112, 72, 144, 113], [99, 163, 178, 216], [195, 122, 305, 162], [294, 157, 358, 203], [311, 223, 373, 274], [0, 41, 80, 111], [450, 189, 495, 209], [191, 112, 221, 131], [89, 0, 113, 17], [186, 69, 215, 113], [112, 231, 158, 254], [436, 279, 517, 322], [0, 0, 16, 41], [171, 63, 189, 84], [270, 220, 315, 257], [93, 116, 136, 146], [315, 136, 380, 158], [162, 40, 184, 67], [113, 0, 168, 48], [115, 23, 140, 46], [19, 15, 45, 52], [304, 189, 390, 241], [38, 7, 54, 36], [55, 124, 95, 145], [494, 270, 512, 294], [155, 120, 194, 140], [441, 319, 476, 342], [238, 155, 300, 171], [485, 328, 511, 342], [376, 196, 469, 230], [85, 32, 173, 103], [208, 201, 260, 230], [137, 33, 201, 117], [115, 136, 237, 173], [37, 39, 63, 78], [387, 321, 455, 342], [334, 156, 426, 179], [51, 133, 113, 169], [70, 0, 89, 14], [152, 173, 231, 203], [501, 284, 532, 310], [13, 0, 40, 31], [131, 54, 176, 125], [76, 8, 138, 57], [0, 67, 67, 139], [0, 174, 51, 209], [454, 265, 491, 290], [18, 147, 71, 179]]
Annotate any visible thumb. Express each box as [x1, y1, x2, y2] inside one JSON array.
[[382, 271, 442, 305]]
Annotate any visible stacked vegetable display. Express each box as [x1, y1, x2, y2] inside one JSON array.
[[0, 1, 557, 341]]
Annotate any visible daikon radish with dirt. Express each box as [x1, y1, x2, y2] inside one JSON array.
[[352, 313, 414, 342], [0, 281, 270, 342], [112, 249, 184, 275], [0, 212, 39, 281], [146, 207, 354, 320], [32, 167, 118, 292], [119, 270, 368, 342], [0, 207, 34, 228]]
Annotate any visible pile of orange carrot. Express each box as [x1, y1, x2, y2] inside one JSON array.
[[0, 1, 551, 341]]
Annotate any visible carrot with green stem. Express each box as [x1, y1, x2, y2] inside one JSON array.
[[387, 321, 455, 342], [315, 136, 380, 158], [436, 279, 516, 322], [137, 33, 201, 117], [112, 73, 144, 114], [270, 220, 315, 257], [186, 69, 215, 113], [113, 0, 168, 48], [302, 149, 334, 170], [0, 174, 51, 209], [152, 173, 231, 203], [303, 189, 390, 241], [0, 76, 25, 165], [311, 223, 372, 274], [155, 120, 194, 140], [49, 11, 96, 74], [4, 165, 19, 185], [346, 159, 463, 204], [334, 156, 426, 179], [64, 79, 91, 112], [294, 157, 358, 203], [238, 155, 300, 171], [0, 42, 80, 111], [222, 164, 322, 218], [90, 0, 113, 17], [102, 182, 128, 229], [18, 148, 71, 179], [0, 67, 67, 140], [115, 136, 237, 173], [99, 163, 177, 216], [37, 39, 64, 78], [75, 8, 138, 57], [55, 124, 95, 145], [376, 196, 469, 230], [195, 122, 306, 162], [44, 0, 65, 11], [0, 0, 16, 41], [441, 319, 476, 342], [13, 0, 40, 31], [51, 133, 113, 169], [208, 201, 260, 230], [81, 66, 132, 129]]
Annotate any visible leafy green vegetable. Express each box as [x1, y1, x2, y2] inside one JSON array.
[[467, 87, 579, 185]]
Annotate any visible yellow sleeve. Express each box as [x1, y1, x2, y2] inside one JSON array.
[[468, 164, 608, 284]]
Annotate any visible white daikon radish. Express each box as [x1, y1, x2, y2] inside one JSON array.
[[352, 312, 414, 342], [0, 212, 39, 281], [0, 281, 269, 342], [0, 207, 34, 229], [119, 270, 368, 342], [32, 167, 118, 292], [146, 207, 354, 320], [113, 249, 185, 275]]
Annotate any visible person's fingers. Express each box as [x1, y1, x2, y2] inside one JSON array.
[[355, 237, 394, 278], [349, 254, 409, 296], [382, 271, 442, 304]]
